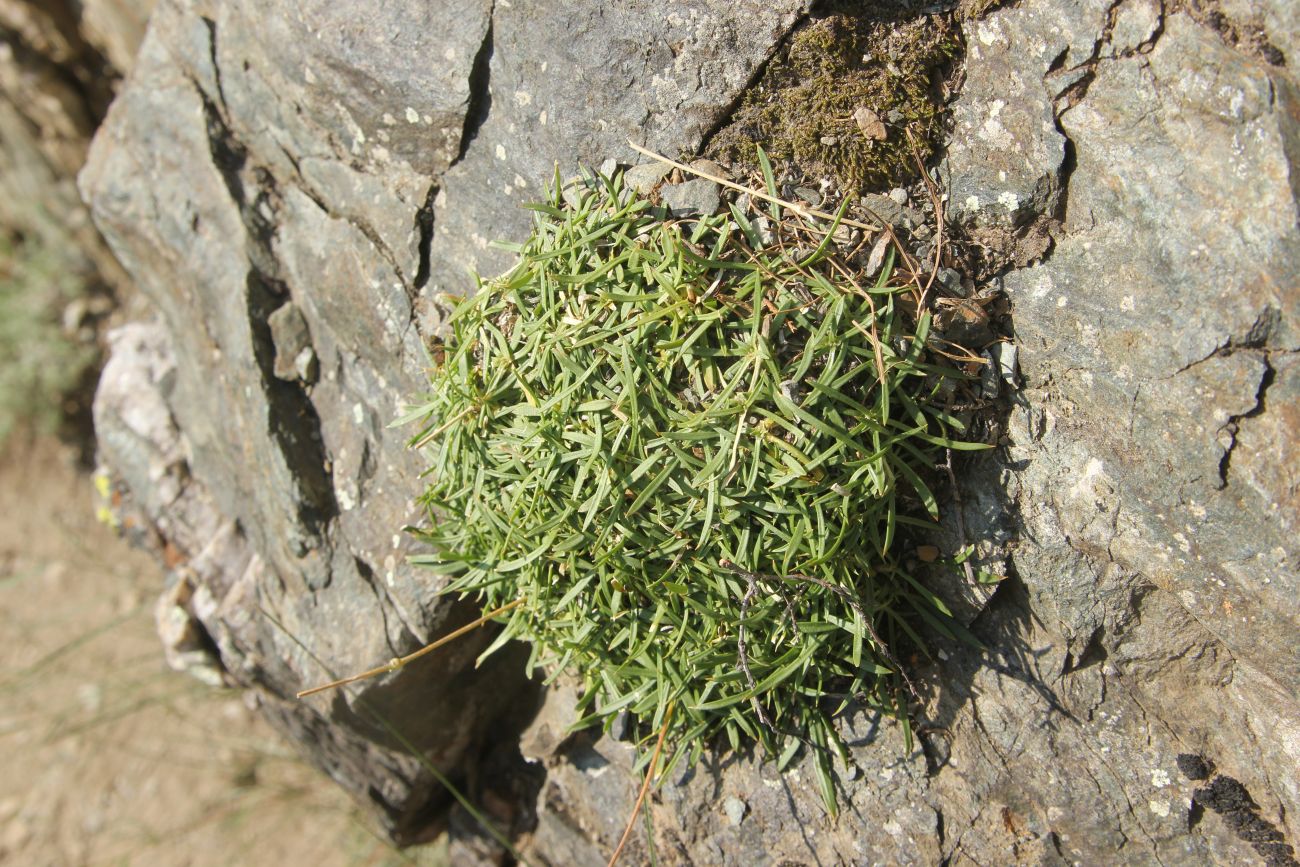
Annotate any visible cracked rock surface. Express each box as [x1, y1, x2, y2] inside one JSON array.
[[78, 0, 812, 845], [75, 0, 1298, 861]]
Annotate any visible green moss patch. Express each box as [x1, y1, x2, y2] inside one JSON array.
[[708, 5, 960, 194]]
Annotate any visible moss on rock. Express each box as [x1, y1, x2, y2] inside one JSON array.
[[708, 5, 960, 193]]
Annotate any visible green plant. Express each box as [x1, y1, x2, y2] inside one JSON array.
[[407, 164, 981, 811], [0, 232, 97, 446]]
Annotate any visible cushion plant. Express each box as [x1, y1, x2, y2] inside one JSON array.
[[406, 160, 980, 811]]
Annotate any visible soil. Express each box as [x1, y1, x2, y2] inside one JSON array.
[[0, 436, 445, 866]]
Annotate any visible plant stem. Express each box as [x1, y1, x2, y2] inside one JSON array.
[[295, 598, 524, 698], [607, 701, 675, 867]]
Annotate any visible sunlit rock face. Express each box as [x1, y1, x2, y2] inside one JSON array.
[[75, 0, 1297, 860]]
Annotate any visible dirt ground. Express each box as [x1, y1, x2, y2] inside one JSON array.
[[0, 437, 446, 866]]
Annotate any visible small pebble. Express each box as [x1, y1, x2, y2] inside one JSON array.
[[991, 342, 1019, 386], [937, 268, 963, 295], [690, 158, 732, 181], [724, 796, 748, 827], [832, 225, 859, 248], [599, 157, 619, 177], [794, 186, 821, 205], [980, 349, 1001, 399], [624, 162, 672, 194], [294, 346, 319, 383], [888, 187, 909, 205], [853, 106, 887, 140], [662, 178, 721, 216], [863, 235, 890, 276], [820, 135, 838, 146]]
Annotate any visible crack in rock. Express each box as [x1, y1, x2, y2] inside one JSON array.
[[195, 81, 339, 543], [1217, 355, 1275, 488]]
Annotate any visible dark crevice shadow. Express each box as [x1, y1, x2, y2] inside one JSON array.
[[454, 4, 495, 167]]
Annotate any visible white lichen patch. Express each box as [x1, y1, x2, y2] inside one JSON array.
[[979, 112, 1015, 150]]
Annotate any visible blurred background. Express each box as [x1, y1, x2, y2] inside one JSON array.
[[0, 3, 438, 863]]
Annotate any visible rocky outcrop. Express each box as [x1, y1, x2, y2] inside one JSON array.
[[79, 0, 1298, 862], [82, 0, 812, 844]]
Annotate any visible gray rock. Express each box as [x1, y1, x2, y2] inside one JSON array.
[[623, 161, 672, 194], [863, 233, 890, 277], [858, 192, 923, 228], [292, 346, 318, 384], [991, 340, 1018, 386], [723, 795, 747, 827], [522, 4, 1300, 865], [78, 0, 533, 843], [1002, 10, 1300, 692], [979, 348, 1001, 399], [69, 0, 1300, 861], [987, 6, 1300, 861], [936, 267, 964, 295], [689, 158, 731, 182], [424, 0, 810, 292], [1109, 0, 1162, 54], [518, 674, 581, 763], [661, 178, 721, 217], [941, 0, 1110, 225], [267, 302, 310, 382], [793, 185, 820, 205]]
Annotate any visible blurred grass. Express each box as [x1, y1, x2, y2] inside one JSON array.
[[0, 230, 99, 447]]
